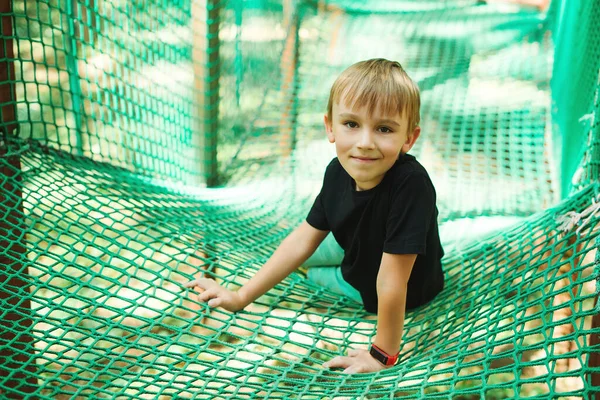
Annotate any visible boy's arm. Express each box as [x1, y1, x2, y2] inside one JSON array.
[[237, 221, 329, 306], [323, 253, 415, 374], [185, 221, 328, 311], [372, 253, 416, 355]]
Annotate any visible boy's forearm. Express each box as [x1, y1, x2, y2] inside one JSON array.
[[237, 222, 326, 307], [372, 253, 415, 357], [373, 285, 407, 356]]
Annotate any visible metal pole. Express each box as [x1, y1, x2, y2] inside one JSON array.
[[0, 0, 37, 396], [193, 0, 220, 187]]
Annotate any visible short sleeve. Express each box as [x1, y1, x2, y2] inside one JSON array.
[[383, 173, 435, 255], [306, 189, 329, 231], [306, 161, 336, 231]]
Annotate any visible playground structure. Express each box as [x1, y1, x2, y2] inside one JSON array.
[[1, 0, 599, 398]]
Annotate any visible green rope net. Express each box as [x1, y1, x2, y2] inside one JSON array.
[[1, 0, 599, 398]]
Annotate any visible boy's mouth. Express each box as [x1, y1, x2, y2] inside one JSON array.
[[351, 156, 378, 162]]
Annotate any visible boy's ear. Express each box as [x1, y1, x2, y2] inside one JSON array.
[[401, 126, 421, 153], [324, 114, 335, 143]]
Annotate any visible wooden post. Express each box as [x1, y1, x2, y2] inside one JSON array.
[[0, 0, 37, 396], [65, 0, 86, 155], [192, 0, 220, 187], [279, 0, 300, 158], [590, 292, 599, 400], [0, 0, 17, 137]]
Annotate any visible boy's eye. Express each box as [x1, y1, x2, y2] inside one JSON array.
[[344, 121, 358, 128], [378, 126, 393, 133]]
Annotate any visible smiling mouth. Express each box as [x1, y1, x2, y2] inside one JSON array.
[[351, 156, 378, 162]]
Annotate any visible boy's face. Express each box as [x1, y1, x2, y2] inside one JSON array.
[[324, 99, 420, 191]]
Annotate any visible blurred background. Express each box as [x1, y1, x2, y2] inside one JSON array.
[[1, 0, 599, 398]]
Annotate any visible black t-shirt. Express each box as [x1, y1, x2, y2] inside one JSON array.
[[306, 154, 444, 313]]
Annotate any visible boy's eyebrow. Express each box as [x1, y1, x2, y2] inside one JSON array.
[[338, 113, 401, 127], [377, 119, 401, 127]]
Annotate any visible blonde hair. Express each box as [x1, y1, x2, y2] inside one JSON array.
[[327, 58, 421, 131]]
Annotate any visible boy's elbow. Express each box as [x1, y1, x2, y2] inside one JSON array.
[[281, 225, 324, 262], [377, 253, 415, 297]]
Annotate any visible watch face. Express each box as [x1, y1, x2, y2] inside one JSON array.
[[369, 346, 388, 365]]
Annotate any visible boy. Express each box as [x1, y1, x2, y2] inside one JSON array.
[[185, 58, 444, 374]]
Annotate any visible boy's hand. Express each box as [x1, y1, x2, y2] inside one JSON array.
[[322, 349, 392, 374], [184, 278, 247, 312]]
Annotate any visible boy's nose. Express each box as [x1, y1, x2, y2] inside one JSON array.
[[356, 129, 376, 149]]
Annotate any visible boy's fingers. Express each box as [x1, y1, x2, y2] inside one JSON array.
[[183, 276, 212, 289], [198, 288, 218, 302], [184, 280, 202, 288], [323, 356, 350, 369], [207, 298, 221, 308], [192, 278, 219, 290], [343, 365, 359, 374]]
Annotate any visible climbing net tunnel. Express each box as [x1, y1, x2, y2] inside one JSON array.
[[1, 0, 599, 398]]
